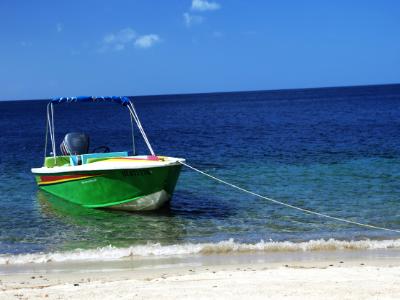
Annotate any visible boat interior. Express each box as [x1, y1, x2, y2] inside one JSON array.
[[43, 132, 161, 168]]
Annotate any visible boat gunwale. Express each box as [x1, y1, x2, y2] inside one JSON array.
[[31, 157, 185, 175]]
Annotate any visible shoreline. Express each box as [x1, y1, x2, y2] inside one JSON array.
[[2, 236, 400, 266], [1, 249, 400, 299]]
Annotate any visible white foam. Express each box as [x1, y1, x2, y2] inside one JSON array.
[[1, 238, 400, 265]]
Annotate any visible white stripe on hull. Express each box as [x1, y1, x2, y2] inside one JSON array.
[[32, 156, 185, 174], [107, 190, 171, 211]]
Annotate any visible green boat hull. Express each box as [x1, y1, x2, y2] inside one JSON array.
[[34, 164, 182, 211]]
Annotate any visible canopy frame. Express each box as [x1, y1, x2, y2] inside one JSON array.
[[44, 97, 155, 165]]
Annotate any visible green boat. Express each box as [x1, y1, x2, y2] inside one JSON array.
[[31, 96, 184, 211]]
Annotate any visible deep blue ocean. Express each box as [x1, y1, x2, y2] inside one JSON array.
[[1, 84, 400, 262]]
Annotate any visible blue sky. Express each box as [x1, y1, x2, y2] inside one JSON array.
[[0, 0, 399, 100]]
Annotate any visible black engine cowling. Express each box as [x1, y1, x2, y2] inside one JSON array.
[[60, 132, 90, 155]]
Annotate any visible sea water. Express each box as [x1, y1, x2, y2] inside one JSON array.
[[1, 84, 400, 265]]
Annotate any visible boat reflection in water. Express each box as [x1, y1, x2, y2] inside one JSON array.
[[36, 190, 188, 251]]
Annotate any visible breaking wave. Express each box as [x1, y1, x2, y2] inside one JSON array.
[[1, 238, 400, 265]]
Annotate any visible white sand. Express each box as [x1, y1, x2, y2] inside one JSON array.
[[1, 257, 400, 299]]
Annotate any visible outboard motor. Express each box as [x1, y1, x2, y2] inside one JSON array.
[[60, 132, 90, 156]]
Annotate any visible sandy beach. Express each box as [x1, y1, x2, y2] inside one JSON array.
[[1, 251, 400, 300]]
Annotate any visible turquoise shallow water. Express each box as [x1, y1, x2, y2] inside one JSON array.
[[0, 84, 400, 258]]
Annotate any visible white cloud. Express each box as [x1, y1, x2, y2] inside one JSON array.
[[100, 28, 160, 52], [134, 34, 160, 49], [183, 12, 204, 27], [100, 27, 137, 52], [191, 0, 220, 11], [56, 23, 63, 33], [183, 0, 220, 28], [103, 28, 136, 44]]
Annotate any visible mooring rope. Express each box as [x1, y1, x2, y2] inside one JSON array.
[[180, 161, 400, 234]]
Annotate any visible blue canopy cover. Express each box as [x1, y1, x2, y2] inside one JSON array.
[[51, 96, 130, 106]]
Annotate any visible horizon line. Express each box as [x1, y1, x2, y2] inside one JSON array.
[[1, 82, 400, 102]]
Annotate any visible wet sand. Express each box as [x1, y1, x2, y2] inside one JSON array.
[[1, 251, 400, 299]]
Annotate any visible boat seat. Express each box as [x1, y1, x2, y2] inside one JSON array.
[[44, 156, 71, 168], [69, 152, 129, 166]]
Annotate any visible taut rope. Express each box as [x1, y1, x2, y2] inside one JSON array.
[[180, 161, 400, 234]]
